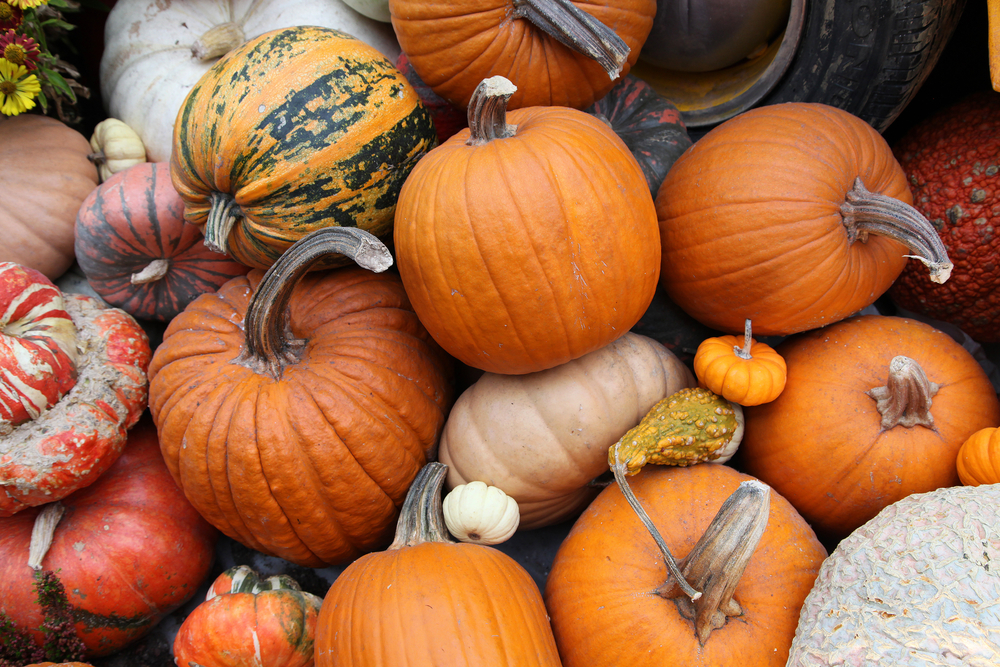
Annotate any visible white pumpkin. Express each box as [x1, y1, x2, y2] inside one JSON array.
[[443, 481, 520, 545], [341, 0, 390, 22], [89, 118, 146, 183], [100, 0, 401, 163]]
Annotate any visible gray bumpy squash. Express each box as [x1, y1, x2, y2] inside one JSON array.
[[787, 483, 1000, 666]]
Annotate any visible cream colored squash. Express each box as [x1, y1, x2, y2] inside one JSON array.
[[438, 333, 696, 530], [100, 0, 401, 163], [442, 481, 520, 545], [89, 118, 146, 182], [341, 0, 390, 22]]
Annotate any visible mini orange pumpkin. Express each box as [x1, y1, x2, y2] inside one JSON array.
[[956, 427, 1000, 486], [694, 319, 787, 406]]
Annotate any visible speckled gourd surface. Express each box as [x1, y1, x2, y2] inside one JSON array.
[[787, 483, 1000, 666]]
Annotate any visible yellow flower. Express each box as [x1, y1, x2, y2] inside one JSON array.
[[7, 0, 46, 8], [0, 58, 39, 115]]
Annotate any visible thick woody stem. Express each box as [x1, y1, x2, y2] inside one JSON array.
[[204, 192, 242, 256], [657, 480, 771, 645], [28, 501, 65, 570], [866, 355, 939, 430], [467, 77, 519, 146], [130, 259, 171, 285], [389, 462, 455, 549], [512, 0, 629, 79], [236, 227, 393, 380], [841, 177, 953, 284], [192, 22, 246, 61], [611, 443, 702, 601]]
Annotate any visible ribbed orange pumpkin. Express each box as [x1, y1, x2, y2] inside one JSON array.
[[390, 0, 655, 110], [956, 427, 1000, 486], [656, 103, 953, 336], [315, 462, 562, 666], [740, 315, 1000, 539], [147, 228, 453, 567], [394, 76, 660, 374], [544, 463, 827, 666]]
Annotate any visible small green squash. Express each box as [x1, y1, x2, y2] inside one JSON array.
[[170, 26, 436, 270]]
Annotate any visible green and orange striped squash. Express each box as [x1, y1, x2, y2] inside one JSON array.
[[170, 26, 436, 270]]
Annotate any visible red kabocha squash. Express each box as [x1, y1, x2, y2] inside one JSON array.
[[656, 102, 954, 336], [170, 26, 435, 270], [0, 263, 151, 517], [148, 227, 453, 567], [75, 162, 249, 322], [890, 91, 1000, 342], [0, 417, 218, 657], [390, 0, 655, 110], [739, 314, 1000, 540], [173, 565, 322, 667], [315, 462, 562, 666], [394, 76, 660, 374], [0, 115, 99, 280], [544, 463, 827, 666]]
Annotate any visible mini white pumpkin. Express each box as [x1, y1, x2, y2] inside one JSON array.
[[442, 481, 520, 545], [100, 0, 401, 163], [89, 118, 146, 183]]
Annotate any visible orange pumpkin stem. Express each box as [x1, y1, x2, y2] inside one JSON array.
[[389, 462, 455, 549], [27, 501, 65, 570], [611, 446, 702, 601], [866, 355, 940, 430], [735, 318, 754, 360], [511, 0, 629, 79], [236, 227, 393, 379], [840, 177, 953, 284], [656, 479, 770, 645], [130, 259, 171, 285], [467, 77, 519, 146], [192, 22, 245, 61]]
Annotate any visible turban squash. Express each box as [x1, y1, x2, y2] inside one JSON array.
[[394, 76, 660, 374], [170, 26, 435, 270], [147, 227, 453, 567], [656, 102, 953, 336]]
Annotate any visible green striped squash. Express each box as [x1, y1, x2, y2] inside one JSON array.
[[170, 26, 436, 270]]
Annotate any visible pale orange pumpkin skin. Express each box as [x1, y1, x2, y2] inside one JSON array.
[[394, 104, 660, 375], [544, 463, 827, 667], [740, 315, 1000, 539], [0, 115, 99, 280], [656, 103, 914, 336], [956, 427, 1000, 486], [389, 0, 655, 110]]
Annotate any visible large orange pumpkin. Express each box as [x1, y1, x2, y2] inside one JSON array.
[[390, 0, 655, 110], [739, 315, 1000, 539], [147, 227, 453, 567], [393, 76, 660, 374], [656, 103, 953, 336], [544, 463, 827, 666]]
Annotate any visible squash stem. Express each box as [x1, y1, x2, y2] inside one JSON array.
[[238, 227, 393, 379], [192, 22, 246, 61], [512, 0, 629, 80], [389, 461, 455, 549], [611, 444, 701, 601], [130, 259, 171, 285], [841, 177, 953, 284], [734, 318, 753, 360], [27, 501, 65, 571], [204, 192, 242, 256], [86, 150, 106, 166], [656, 479, 770, 645], [467, 77, 519, 146], [866, 355, 940, 430]]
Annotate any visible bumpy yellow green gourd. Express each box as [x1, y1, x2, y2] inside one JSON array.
[[609, 387, 743, 474]]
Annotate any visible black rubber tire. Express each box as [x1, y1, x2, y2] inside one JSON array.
[[759, 0, 967, 132]]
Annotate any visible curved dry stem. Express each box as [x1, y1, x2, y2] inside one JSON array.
[[467, 76, 519, 146], [866, 355, 939, 430], [841, 177, 953, 284], [204, 192, 242, 256], [192, 22, 245, 61], [130, 259, 171, 285], [390, 461, 455, 549], [28, 501, 65, 570], [734, 318, 753, 360]]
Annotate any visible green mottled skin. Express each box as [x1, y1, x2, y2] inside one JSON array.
[[171, 26, 436, 269]]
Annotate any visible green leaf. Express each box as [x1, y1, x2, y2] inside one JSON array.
[[39, 18, 77, 31], [45, 71, 76, 101]]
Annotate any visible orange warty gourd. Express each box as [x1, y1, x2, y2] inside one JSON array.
[[740, 315, 1000, 540], [315, 462, 562, 666], [390, 0, 655, 110], [147, 228, 453, 567], [394, 76, 660, 374], [956, 427, 1000, 486], [544, 463, 827, 666], [694, 319, 787, 406], [656, 103, 953, 336]]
